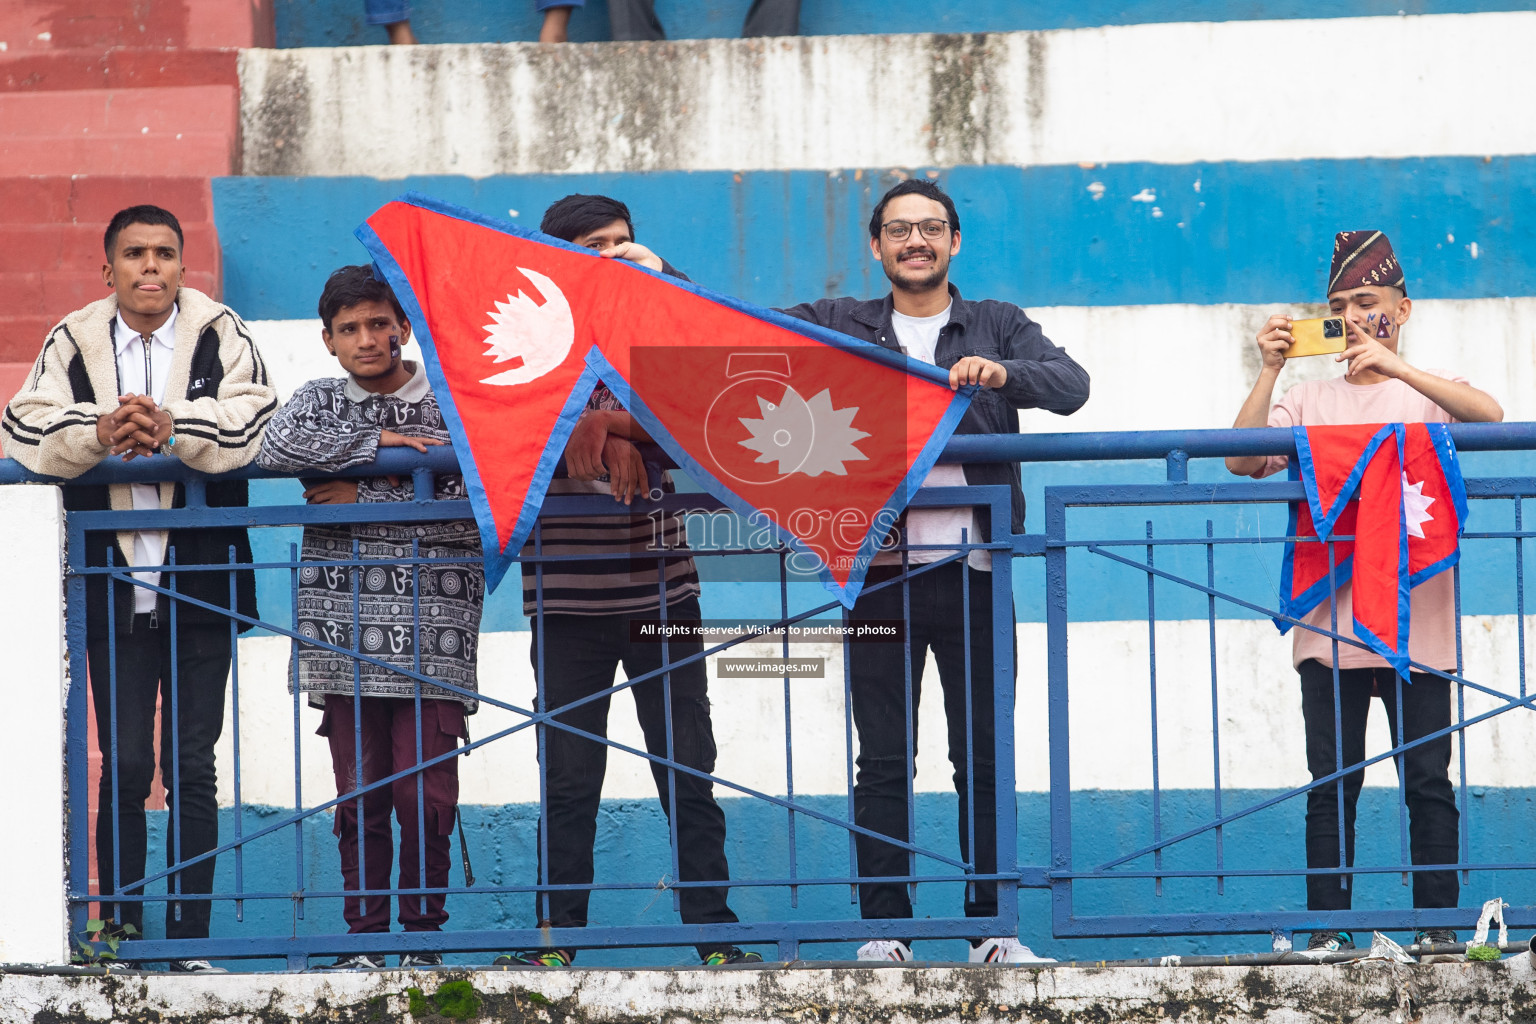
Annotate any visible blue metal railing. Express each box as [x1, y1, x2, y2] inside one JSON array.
[[8, 421, 1536, 965]]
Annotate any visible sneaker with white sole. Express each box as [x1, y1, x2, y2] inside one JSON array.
[[399, 952, 444, 969], [969, 937, 1056, 965], [320, 953, 386, 971], [857, 939, 913, 962], [167, 959, 228, 974], [1304, 931, 1355, 954]]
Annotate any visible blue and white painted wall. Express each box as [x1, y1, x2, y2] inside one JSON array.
[[59, 8, 1536, 965]]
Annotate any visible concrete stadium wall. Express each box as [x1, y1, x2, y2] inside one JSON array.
[[240, 14, 1536, 178], [273, 0, 1536, 46]]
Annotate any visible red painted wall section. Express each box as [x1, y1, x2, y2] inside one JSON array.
[[0, 0, 263, 400]]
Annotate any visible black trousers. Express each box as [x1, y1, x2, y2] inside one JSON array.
[[847, 562, 1006, 921], [1298, 660, 1460, 912], [88, 620, 230, 940], [609, 0, 800, 39], [529, 597, 737, 957]]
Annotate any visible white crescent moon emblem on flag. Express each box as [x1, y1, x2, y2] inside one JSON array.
[[480, 267, 575, 386]]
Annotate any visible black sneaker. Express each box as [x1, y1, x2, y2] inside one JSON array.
[[321, 953, 386, 970], [1305, 931, 1355, 953], [167, 959, 228, 974], [1415, 929, 1461, 963], [702, 947, 764, 966], [492, 949, 573, 967], [399, 952, 443, 969]]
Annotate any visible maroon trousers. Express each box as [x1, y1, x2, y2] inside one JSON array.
[[320, 695, 466, 933]]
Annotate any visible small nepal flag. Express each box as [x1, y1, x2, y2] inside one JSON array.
[[1276, 422, 1468, 674], [356, 193, 972, 607]]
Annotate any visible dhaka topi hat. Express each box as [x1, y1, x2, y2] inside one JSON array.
[[1328, 230, 1407, 296]]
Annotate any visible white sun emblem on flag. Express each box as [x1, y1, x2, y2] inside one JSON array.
[[479, 267, 575, 386], [1402, 472, 1436, 538], [738, 386, 870, 476]]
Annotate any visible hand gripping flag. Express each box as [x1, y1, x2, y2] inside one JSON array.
[[1276, 421, 1468, 674], [356, 193, 972, 607]]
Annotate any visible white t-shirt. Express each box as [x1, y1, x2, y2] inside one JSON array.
[[872, 304, 988, 571], [113, 306, 177, 613]]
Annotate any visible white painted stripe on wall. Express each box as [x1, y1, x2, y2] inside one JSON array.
[[249, 296, 1536, 431], [1020, 297, 1536, 433], [216, 614, 1536, 808], [240, 13, 1536, 177]]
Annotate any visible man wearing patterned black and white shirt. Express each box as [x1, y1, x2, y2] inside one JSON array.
[[257, 264, 483, 970]]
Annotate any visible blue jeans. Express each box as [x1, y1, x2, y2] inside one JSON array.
[[606, 0, 800, 38], [364, 0, 410, 26]]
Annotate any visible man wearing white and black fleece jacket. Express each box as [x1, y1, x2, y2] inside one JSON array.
[[2, 205, 276, 972], [781, 178, 1089, 966]]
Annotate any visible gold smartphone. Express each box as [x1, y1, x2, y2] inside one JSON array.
[[1283, 316, 1348, 358]]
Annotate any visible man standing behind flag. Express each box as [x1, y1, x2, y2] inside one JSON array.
[[494, 194, 758, 968], [783, 179, 1090, 964], [1226, 231, 1502, 955]]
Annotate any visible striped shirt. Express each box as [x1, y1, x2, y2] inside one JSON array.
[[521, 386, 700, 616]]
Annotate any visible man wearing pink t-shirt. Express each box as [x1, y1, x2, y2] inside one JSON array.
[[1226, 231, 1502, 955]]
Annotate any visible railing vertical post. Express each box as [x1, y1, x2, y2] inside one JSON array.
[[1205, 520, 1224, 895], [288, 541, 307, 969], [1145, 522, 1163, 897], [64, 505, 91, 953], [1045, 489, 1074, 937], [228, 546, 245, 922], [1453, 563, 1469, 885], [989, 515, 1018, 937], [779, 548, 798, 909]]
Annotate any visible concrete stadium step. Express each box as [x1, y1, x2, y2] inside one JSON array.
[[0, 0, 270, 53], [0, 84, 238, 136], [0, 47, 239, 92], [0, 175, 212, 223], [0, 86, 239, 176], [0, 132, 234, 177], [0, 177, 221, 362]]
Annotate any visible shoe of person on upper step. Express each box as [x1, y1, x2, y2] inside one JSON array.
[[857, 939, 912, 962], [969, 937, 1056, 965]]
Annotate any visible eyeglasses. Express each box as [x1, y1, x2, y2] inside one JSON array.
[[881, 219, 950, 242]]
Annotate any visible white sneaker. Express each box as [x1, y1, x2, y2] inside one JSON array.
[[969, 937, 1056, 964], [857, 939, 913, 962]]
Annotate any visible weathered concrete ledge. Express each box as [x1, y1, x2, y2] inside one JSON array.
[[238, 12, 1536, 178], [4, 958, 1534, 1023]]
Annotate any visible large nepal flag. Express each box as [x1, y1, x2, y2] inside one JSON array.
[[356, 193, 972, 607], [1276, 421, 1468, 674]]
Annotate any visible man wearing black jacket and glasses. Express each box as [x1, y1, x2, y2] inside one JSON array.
[[782, 178, 1089, 964]]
